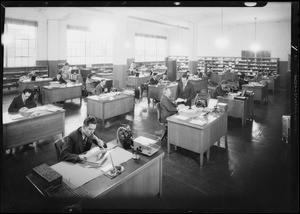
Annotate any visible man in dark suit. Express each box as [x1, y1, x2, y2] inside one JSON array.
[[60, 116, 107, 163], [175, 73, 196, 107], [149, 72, 159, 85], [8, 88, 37, 113], [160, 87, 178, 123]]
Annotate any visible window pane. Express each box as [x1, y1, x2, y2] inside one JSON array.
[[4, 22, 37, 67]]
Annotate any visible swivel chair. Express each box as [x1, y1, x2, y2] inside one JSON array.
[[54, 136, 67, 162], [156, 102, 168, 142]]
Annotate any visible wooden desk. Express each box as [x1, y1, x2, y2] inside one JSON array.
[[126, 75, 152, 88], [41, 84, 82, 105], [87, 92, 135, 125], [18, 78, 53, 92], [217, 93, 253, 125], [242, 83, 267, 104], [3, 105, 65, 149], [26, 140, 164, 199], [167, 111, 227, 167], [188, 79, 208, 93], [147, 82, 178, 104]]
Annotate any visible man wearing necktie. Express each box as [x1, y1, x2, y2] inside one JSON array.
[[60, 116, 107, 163], [8, 88, 37, 113], [175, 73, 196, 107]]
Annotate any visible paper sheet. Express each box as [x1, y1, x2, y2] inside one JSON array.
[[9, 113, 24, 120], [189, 118, 208, 126], [174, 115, 189, 120], [133, 136, 157, 146], [51, 143, 132, 189]]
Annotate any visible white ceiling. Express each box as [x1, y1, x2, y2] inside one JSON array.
[[6, 2, 291, 29]]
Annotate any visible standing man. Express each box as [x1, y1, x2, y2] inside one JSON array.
[[8, 88, 37, 113], [60, 116, 107, 163], [175, 73, 196, 107]]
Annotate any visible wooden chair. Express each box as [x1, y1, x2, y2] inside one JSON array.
[[54, 136, 68, 162], [156, 102, 168, 142]]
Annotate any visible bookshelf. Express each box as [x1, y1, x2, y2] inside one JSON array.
[[198, 56, 278, 77]]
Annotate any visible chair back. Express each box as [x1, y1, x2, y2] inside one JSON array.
[[54, 136, 67, 161], [156, 102, 163, 124]]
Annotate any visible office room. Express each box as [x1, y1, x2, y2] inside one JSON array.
[[1, 1, 298, 213]]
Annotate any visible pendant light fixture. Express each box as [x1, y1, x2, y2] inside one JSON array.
[[174, 24, 181, 53], [250, 17, 260, 52], [215, 7, 229, 48]]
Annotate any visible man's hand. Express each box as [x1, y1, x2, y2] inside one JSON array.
[[78, 154, 87, 161], [19, 107, 28, 112], [97, 139, 106, 148]]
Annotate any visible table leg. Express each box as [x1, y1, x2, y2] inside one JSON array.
[[207, 147, 210, 161], [225, 134, 228, 149], [174, 145, 177, 151], [200, 153, 203, 168], [167, 139, 170, 154]]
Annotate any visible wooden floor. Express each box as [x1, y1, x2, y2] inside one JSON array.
[[1, 90, 297, 212]]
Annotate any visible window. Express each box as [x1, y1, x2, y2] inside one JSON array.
[[3, 18, 37, 67], [135, 33, 167, 62], [67, 26, 113, 65]]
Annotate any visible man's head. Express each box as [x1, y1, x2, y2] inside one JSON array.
[[82, 116, 98, 137], [100, 79, 106, 87], [153, 73, 158, 78], [163, 87, 171, 98], [181, 74, 188, 84], [22, 89, 32, 101]]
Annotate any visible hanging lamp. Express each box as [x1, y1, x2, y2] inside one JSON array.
[[250, 17, 260, 52], [215, 7, 229, 48]]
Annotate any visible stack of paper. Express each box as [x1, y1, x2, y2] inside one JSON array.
[[174, 115, 189, 120], [189, 118, 208, 126], [9, 114, 24, 120]]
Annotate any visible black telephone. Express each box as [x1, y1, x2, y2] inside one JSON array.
[[117, 124, 133, 150]]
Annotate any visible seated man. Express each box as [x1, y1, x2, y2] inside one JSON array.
[[52, 72, 67, 84], [86, 72, 108, 95], [28, 69, 37, 81], [61, 62, 72, 80], [160, 73, 169, 82], [8, 88, 37, 113], [175, 73, 196, 107], [60, 116, 107, 163], [238, 73, 248, 90], [95, 79, 107, 95], [160, 87, 178, 123], [149, 72, 159, 85], [212, 83, 228, 99]]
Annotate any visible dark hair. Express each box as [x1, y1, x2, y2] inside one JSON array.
[[181, 73, 188, 79], [153, 72, 158, 76], [83, 116, 97, 127], [22, 88, 32, 94], [65, 63, 69, 66]]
